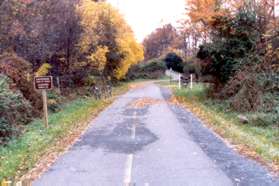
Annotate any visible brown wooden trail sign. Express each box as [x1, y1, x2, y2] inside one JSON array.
[[34, 76, 53, 90], [34, 76, 53, 128]]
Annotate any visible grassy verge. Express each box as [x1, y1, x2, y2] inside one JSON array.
[[170, 83, 279, 172], [0, 83, 129, 180]]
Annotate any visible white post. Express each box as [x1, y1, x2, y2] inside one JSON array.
[[42, 90, 49, 128], [178, 74, 181, 89], [169, 68, 172, 83], [190, 74, 193, 90]]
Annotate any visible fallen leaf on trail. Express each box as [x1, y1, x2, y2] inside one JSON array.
[[129, 97, 163, 109], [128, 81, 155, 90], [129, 83, 146, 90], [168, 96, 180, 105]]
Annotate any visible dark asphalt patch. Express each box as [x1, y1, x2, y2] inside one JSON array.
[[165, 100, 279, 185], [73, 118, 158, 154]]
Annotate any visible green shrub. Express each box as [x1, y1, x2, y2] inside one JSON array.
[[248, 113, 279, 127], [47, 91, 63, 112], [0, 74, 32, 144], [183, 63, 196, 74], [0, 53, 42, 110], [164, 52, 184, 73], [197, 10, 260, 83], [175, 84, 208, 102], [183, 60, 201, 77], [83, 75, 97, 86], [141, 59, 166, 71], [126, 59, 166, 80]]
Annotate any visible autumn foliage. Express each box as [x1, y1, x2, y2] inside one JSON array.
[[0, 0, 143, 142], [78, 0, 144, 80], [143, 24, 181, 60], [184, 0, 279, 118]]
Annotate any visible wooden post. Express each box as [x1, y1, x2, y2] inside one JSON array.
[[34, 76, 52, 129], [42, 90, 49, 128]]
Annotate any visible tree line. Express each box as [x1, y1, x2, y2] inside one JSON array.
[[0, 0, 143, 143], [0, 0, 143, 82], [142, 0, 279, 125], [185, 0, 279, 113]]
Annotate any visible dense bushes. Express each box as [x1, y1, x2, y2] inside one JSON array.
[[0, 53, 42, 111], [0, 75, 32, 144], [47, 91, 63, 113], [197, 11, 259, 84], [126, 59, 166, 80], [164, 52, 184, 73], [194, 7, 279, 126]]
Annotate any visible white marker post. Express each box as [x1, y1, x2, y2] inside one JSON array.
[[190, 74, 193, 90], [34, 76, 53, 128], [169, 68, 172, 83], [178, 74, 181, 89]]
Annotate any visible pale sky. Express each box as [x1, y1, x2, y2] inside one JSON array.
[[107, 0, 186, 42]]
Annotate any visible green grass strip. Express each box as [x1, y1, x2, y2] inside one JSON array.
[[173, 84, 279, 169], [0, 98, 102, 180], [0, 83, 129, 180]]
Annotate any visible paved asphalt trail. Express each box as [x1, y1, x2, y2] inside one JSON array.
[[34, 84, 279, 186]]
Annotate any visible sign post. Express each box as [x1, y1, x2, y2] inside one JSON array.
[[34, 76, 53, 128], [42, 90, 48, 128]]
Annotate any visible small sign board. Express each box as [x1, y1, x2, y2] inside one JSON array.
[[34, 76, 53, 90]]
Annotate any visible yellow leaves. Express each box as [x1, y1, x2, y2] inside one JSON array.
[[114, 36, 144, 80], [77, 0, 144, 80], [88, 46, 109, 72], [129, 98, 162, 109], [77, 0, 125, 52], [129, 40, 144, 64], [1, 179, 7, 186], [35, 63, 51, 76], [76, 0, 99, 52]]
